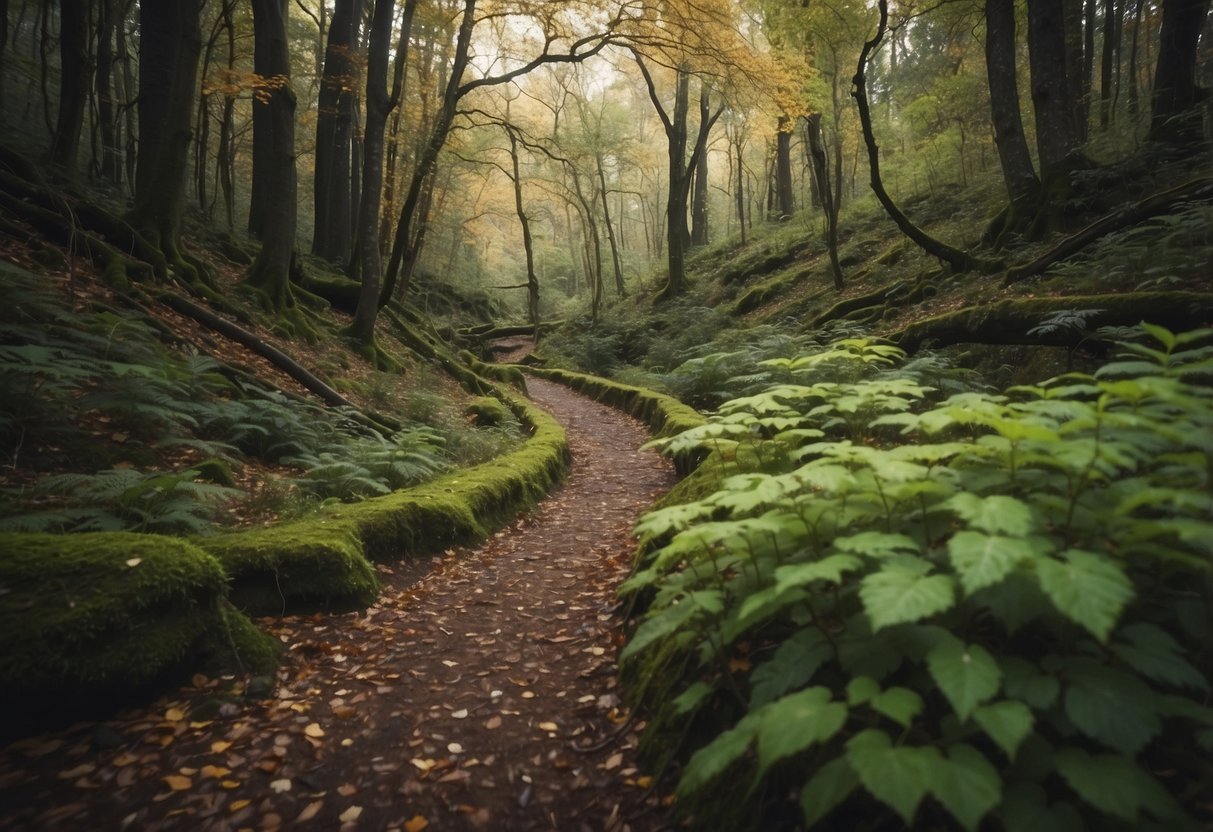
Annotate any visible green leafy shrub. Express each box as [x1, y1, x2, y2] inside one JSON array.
[[625, 328, 1213, 830], [288, 427, 448, 501]]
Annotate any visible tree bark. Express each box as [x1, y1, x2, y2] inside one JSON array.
[[126, 0, 203, 280], [985, 0, 1040, 208], [775, 115, 795, 218], [597, 153, 626, 297], [349, 0, 415, 345], [690, 82, 710, 246], [506, 125, 540, 326], [310, 0, 356, 261], [50, 0, 90, 175], [1099, 0, 1118, 129], [806, 113, 843, 289], [244, 0, 298, 313], [94, 0, 122, 186], [1028, 0, 1083, 175], [1148, 0, 1211, 144]]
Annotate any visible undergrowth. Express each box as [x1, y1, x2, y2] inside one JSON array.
[[624, 328, 1213, 830]]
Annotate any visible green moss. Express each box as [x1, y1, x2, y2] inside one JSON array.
[[201, 522, 379, 614], [466, 396, 510, 427], [461, 351, 528, 391], [194, 457, 237, 487], [0, 532, 267, 711]]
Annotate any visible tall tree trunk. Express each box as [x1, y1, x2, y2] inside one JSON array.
[[597, 153, 626, 296], [775, 115, 795, 218], [986, 0, 1040, 207], [1127, 0, 1144, 118], [312, 0, 357, 261], [95, 0, 121, 186], [117, 0, 137, 191], [806, 113, 842, 289], [350, 0, 415, 345], [731, 127, 746, 245], [1028, 0, 1084, 175], [1083, 0, 1096, 134], [690, 82, 710, 246], [51, 0, 89, 175], [127, 0, 203, 280], [380, 0, 476, 306], [1066, 0, 1089, 142], [1100, 0, 1118, 128], [507, 125, 540, 326], [1148, 0, 1211, 145], [244, 0, 298, 313]]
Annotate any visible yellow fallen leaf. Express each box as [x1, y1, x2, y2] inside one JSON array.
[[229, 799, 251, 812], [404, 815, 429, 832], [112, 753, 138, 768], [537, 721, 558, 733], [164, 707, 185, 722], [125, 558, 142, 567], [603, 753, 623, 770], [200, 765, 231, 779], [304, 723, 325, 738], [409, 758, 436, 772], [635, 775, 654, 789], [451, 709, 468, 719], [211, 740, 232, 753], [339, 806, 362, 823], [220, 779, 241, 789], [163, 775, 192, 791]]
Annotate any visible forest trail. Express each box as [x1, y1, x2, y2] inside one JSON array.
[[0, 378, 678, 831]]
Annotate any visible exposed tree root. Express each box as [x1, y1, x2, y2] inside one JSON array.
[[893, 291, 1213, 352]]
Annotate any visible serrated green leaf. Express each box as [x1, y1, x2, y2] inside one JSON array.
[[749, 629, 832, 707], [928, 744, 1001, 831], [755, 687, 848, 776], [845, 729, 939, 825], [677, 714, 759, 796], [860, 557, 956, 631], [1112, 622, 1209, 692], [773, 554, 862, 592], [972, 700, 1034, 759], [800, 756, 858, 828], [833, 531, 921, 558], [947, 493, 1037, 536], [947, 531, 1040, 594], [1054, 747, 1182, 822], [926, 638, 1001, 721], [870, 686, 923, 728], [1035, 549, 1133, 641], [1063, 660, 1160, 755]]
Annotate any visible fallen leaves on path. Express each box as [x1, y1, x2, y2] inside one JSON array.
[[0, 379, 679, 831]]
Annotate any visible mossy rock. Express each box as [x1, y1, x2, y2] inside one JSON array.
[[0, 532, 274, 727], [465, 396, 511, 427]]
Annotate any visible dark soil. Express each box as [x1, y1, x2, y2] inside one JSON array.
[[0, 377, 679, 831]]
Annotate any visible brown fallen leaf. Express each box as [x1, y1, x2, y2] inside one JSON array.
[[337, 783, 358, 797], [164, 708, 185, 722], [296, 800, 324, 823], [404, 815, 429, 832], [58, 763, 96, 780], [270, 778, 292, 793], [230, 799, 251, 813], [537, 721, 558, 733], [339, 806, 363, 823], [210, 740, 232, 754], [304, 723, 325, 738], [484, 715, 502, 730], [603, 753, 623, 770], [200, 765, 231, 779]]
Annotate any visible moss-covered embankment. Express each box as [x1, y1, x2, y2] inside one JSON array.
[[0, 364, 569, 726]]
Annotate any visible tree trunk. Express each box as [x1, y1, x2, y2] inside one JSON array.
[[1083, 0, 1096, 134], [94, 0, 121, 186], [244, 0, 298, 314], [312, 0, 357, 260], [1099, 0, 1118, 128], [350, 0, 415, 345], [1148, 0, 1211, 145], [985, 0, 1040, 207], [1066, 0, 1088, 143], [51, 0, 89, 175], [126, 0, 203, 280], [1126, 0, 1144, 118], [597, 154, 626, 297], [507, 126, 540, 326], [1028, 0, 1083, 175], [690, 82, 710, 246], [217, 0, 237, 229], [731, 127, 746, 245], [775, 116, 795, 218], [806, 113, 843, 289]]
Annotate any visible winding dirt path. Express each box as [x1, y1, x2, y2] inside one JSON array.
[[0, 378, 678, 831]]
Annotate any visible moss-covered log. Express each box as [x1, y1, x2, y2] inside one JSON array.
[[893, 292, 1213, 352]]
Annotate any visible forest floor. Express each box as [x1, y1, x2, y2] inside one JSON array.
[[0, 376, 680, 831]]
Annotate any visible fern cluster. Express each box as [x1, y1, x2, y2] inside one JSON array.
[[627, 328, 1213, 829]]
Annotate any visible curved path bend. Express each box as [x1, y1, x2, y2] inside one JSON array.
[[0, 377, 678, 831]]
